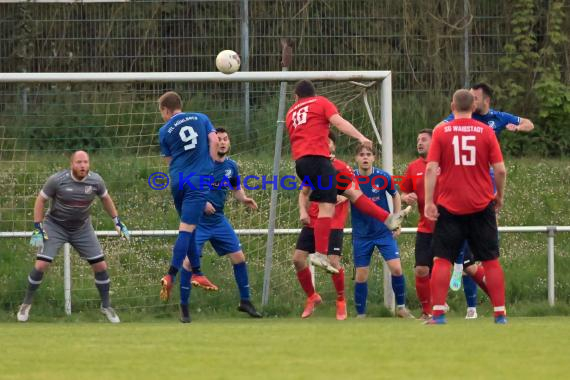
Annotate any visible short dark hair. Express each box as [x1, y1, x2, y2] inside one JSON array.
[[453, 89, 474, 113], [215, 127, 228, 134], [471, 82, 493, 99], [158, 91, 182, 111], [294, 80, 316, 98], [418, 128, 432, 137], [355, 143, 377, 156], [328, 131, 337, 145]]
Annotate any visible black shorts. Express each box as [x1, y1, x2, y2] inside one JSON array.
[[414, 232, 434, 267], [459, 241, 476, 268], [432, 202, 499, 263], [295, 227, 344, 256], [295, 155, 338, 203]]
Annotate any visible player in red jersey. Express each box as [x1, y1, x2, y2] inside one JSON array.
[[293, 132, 351, 320], [424, 89, 507, 324], [400, 129, 437, 320], [286, 80, 410, 274]]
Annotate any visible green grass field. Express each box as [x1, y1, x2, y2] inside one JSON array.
[[2, 317, 570, 380]]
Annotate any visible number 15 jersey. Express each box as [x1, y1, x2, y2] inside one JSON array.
[[427, 118, 503, 215], [159, 112, 215, 187], [285, 96, 338, 160]]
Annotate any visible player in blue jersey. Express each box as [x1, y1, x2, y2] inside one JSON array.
[[157, 91, 220, 323], [179, 128, 262, 319], [442, 82, 534, 319], [351, 144, 414, 318]]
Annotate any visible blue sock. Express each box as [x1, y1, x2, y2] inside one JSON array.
[[233, 262, 250, 301], [354, 281, 368, 315], [185, 232, 202, 275], [456, 241, 469, 265], [179, 268, 192, 305], [172, 231, 192, 271], [391, 274, 406, 307], [463, 274, 478, 308]]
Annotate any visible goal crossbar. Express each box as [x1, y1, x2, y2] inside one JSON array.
[[0, 71, 391, 83]]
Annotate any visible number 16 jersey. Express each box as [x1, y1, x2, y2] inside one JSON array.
[[286, 96, 338, 160], [159, 112, 215, 187]]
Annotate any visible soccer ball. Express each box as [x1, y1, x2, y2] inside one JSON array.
[[215, 50, 241, 74]]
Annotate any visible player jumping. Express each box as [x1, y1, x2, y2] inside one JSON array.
[[157, 91, 219, 322], [285, 80, 411, 274], [293, 132, 351, 320]]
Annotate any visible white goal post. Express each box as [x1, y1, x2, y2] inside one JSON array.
[[0, 70, 397, 310]]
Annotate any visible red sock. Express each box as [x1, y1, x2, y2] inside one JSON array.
[[415, 274, 431, 314], [470, 265, 490, 298], [314, 217, 332, 254], [296, 266, 315, 297], [353, 195, 389, 222], [430, 258, 452, 317], [482, 259, 506, 317], [331, 268, 345, 301]]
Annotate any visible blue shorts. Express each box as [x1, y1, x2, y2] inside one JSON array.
[[353, 236, 400, 268], [171, 184, 209, 225], [195, 217, 242, 256]]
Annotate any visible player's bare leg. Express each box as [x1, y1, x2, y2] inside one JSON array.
[[293, 250, 322, 318]]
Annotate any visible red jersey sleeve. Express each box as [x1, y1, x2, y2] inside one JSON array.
[[319, 96, 339, 120], [400, 164, 413, 193], [427, 126, 443, 163], [487, 128, 503, 164]]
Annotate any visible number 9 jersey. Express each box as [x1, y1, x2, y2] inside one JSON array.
[[285, 96, 338, 160], [159, 112, 216, 187]]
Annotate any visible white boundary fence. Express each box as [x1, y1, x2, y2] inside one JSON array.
[[1, 226, 568, 315]]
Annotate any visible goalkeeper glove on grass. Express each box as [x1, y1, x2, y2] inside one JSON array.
[[30, 222, 48, 248]]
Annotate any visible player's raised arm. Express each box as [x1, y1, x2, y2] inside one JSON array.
[[329, 113, 372, 148]]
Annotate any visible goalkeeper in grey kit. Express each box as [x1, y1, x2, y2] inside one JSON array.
[[17, 151, 130, 323]]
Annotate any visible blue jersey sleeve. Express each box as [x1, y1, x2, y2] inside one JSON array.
[[498, 111, 520, 126], [443, 113, 454, 123], [197, 113, 216, 134], [158, 127, 171, 157], [385, 172, 396, 196]]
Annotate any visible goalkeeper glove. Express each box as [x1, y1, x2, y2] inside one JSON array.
[[30, 222, 48, 248], [113, 216, 130, 240]]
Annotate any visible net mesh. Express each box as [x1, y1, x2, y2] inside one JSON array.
[[0, 77, 403, 319]]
